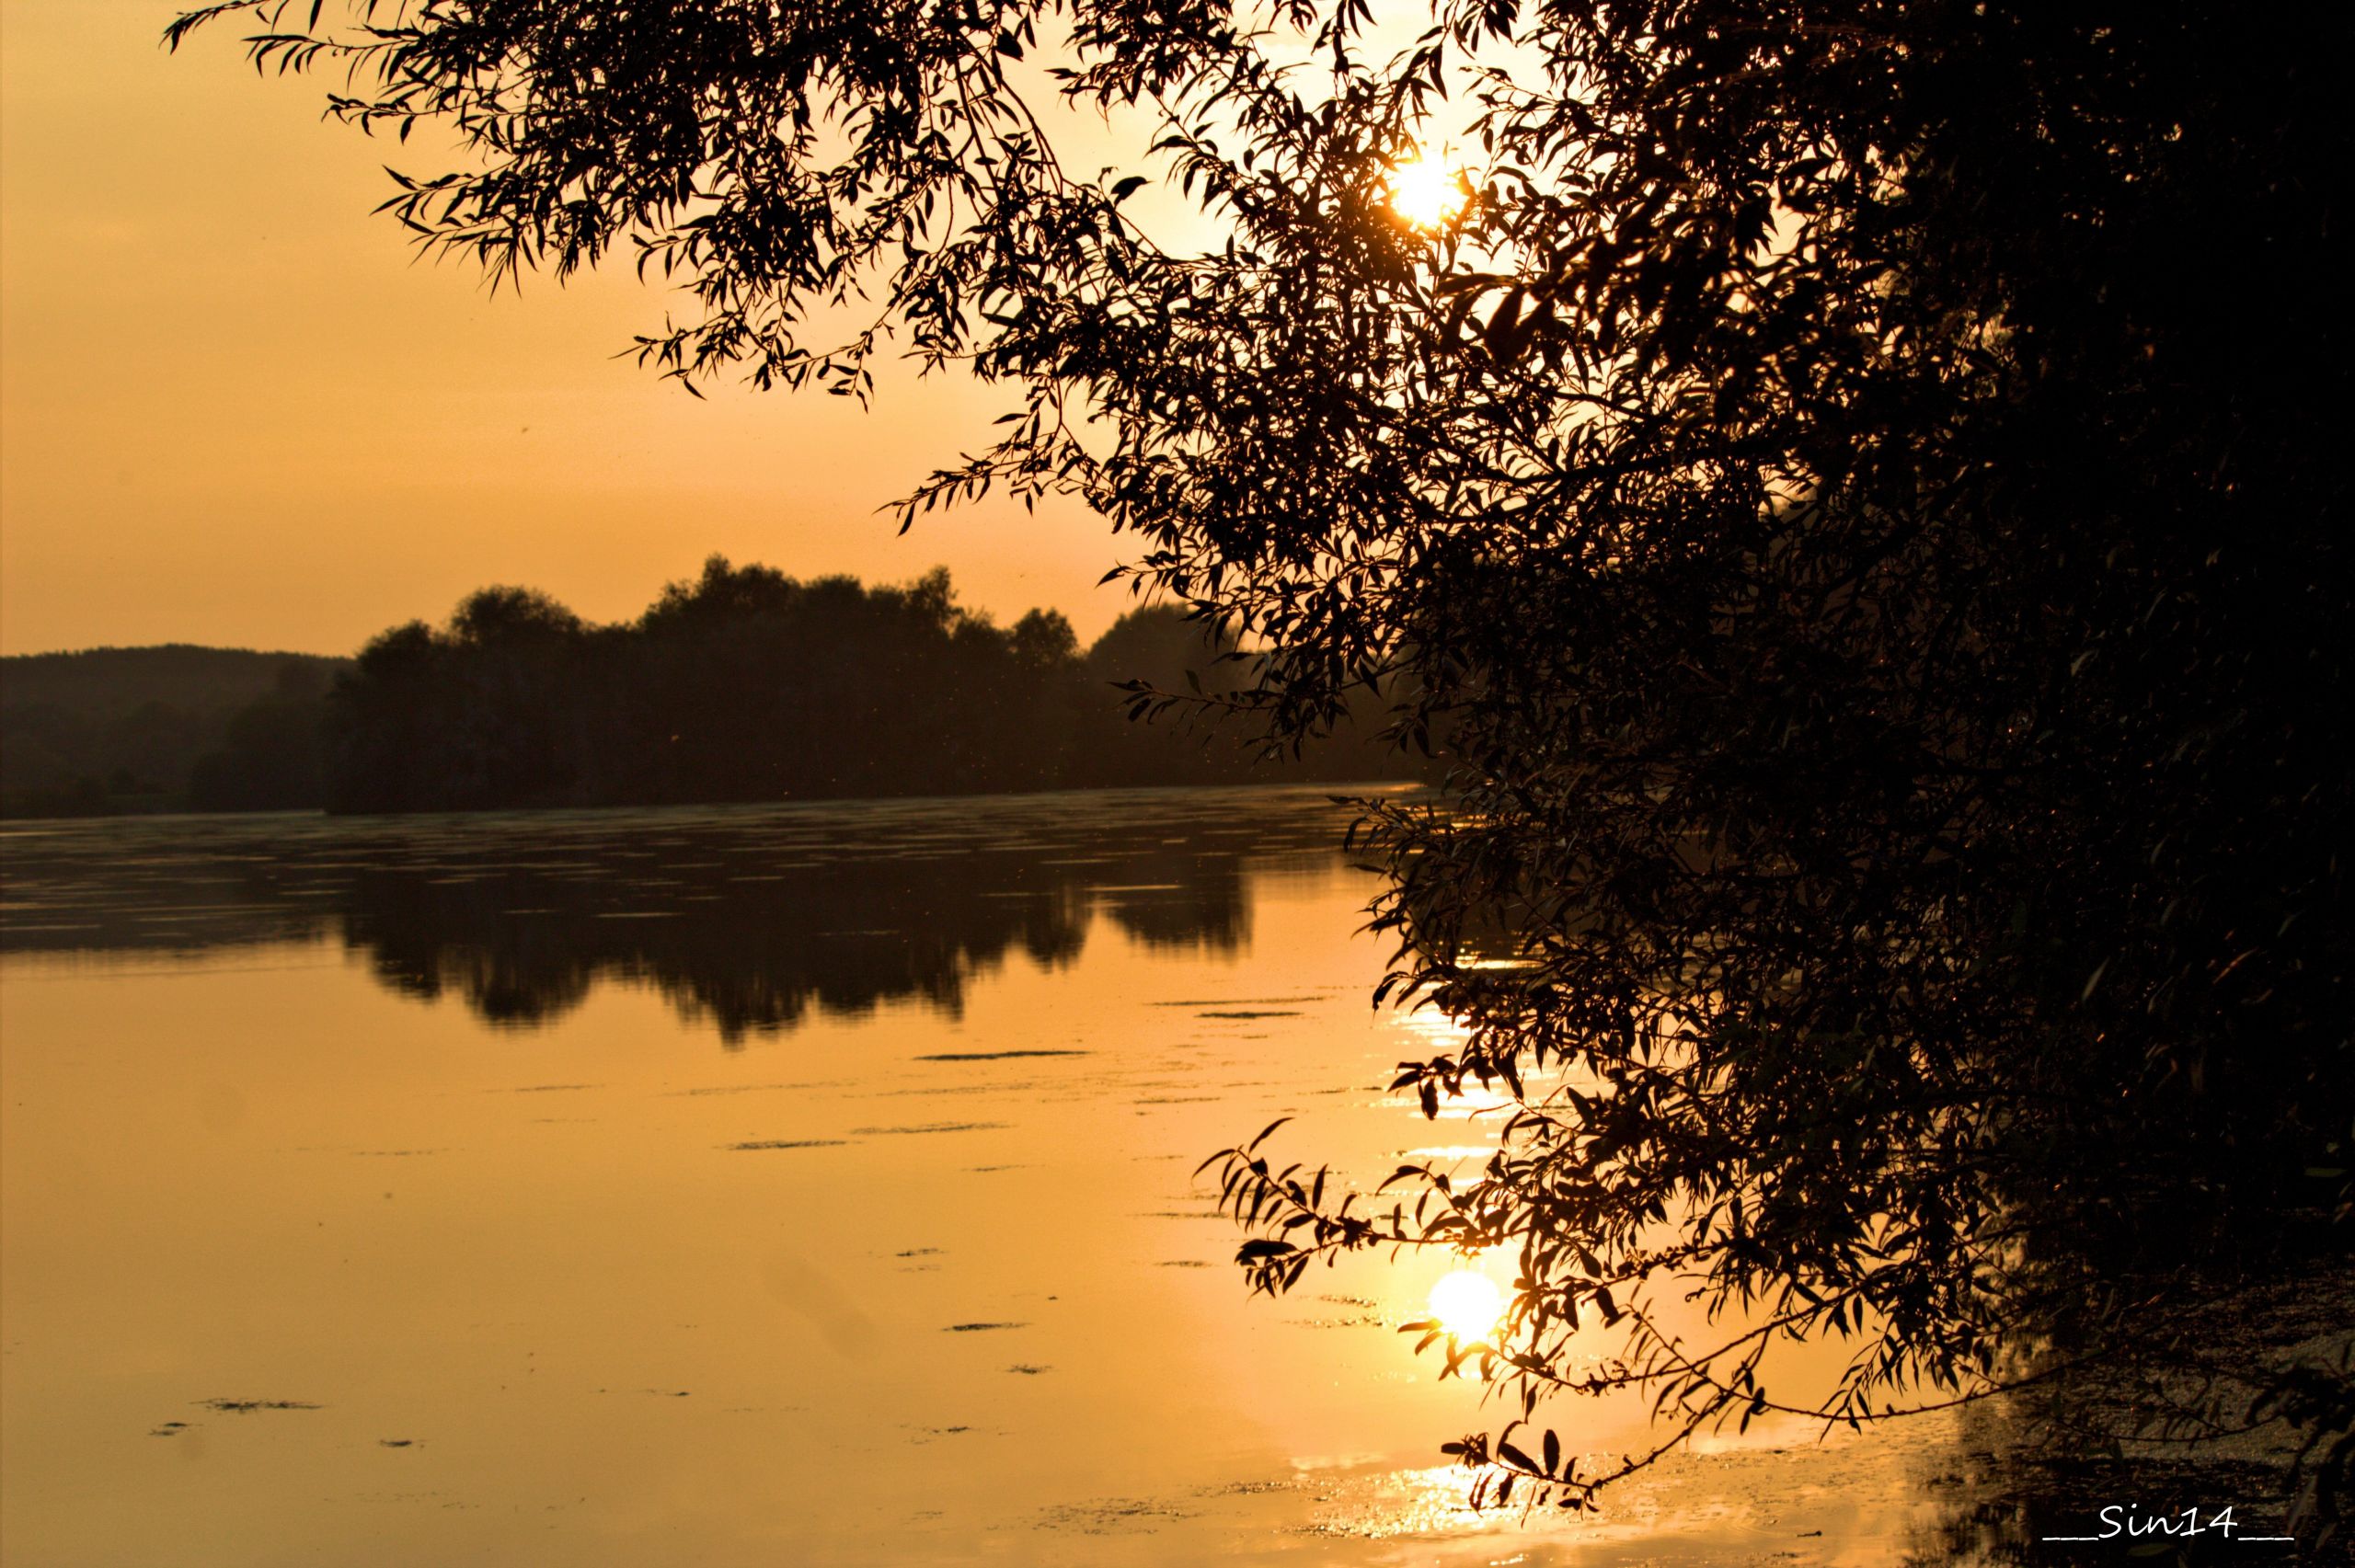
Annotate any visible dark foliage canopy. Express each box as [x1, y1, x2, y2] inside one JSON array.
[[172, 0, 2353, 1516]]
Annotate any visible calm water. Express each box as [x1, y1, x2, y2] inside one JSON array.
[[1, 785, 1966, 1566]]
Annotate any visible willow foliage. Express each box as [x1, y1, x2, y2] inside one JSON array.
[[173, 0, 2352, 1513]]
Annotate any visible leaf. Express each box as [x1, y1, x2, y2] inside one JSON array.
[[2080, 959, 2110, 1002]]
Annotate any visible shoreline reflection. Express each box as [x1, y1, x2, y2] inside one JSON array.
[[2, 785, 1385, 1042]]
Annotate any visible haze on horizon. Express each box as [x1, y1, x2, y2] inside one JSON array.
[[0, 0, 1124, 659]]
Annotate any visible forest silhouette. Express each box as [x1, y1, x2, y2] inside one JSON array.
[[0, 558, 1421, 818], [0, 647, 342, 817], [334, 557, 1416, 812]]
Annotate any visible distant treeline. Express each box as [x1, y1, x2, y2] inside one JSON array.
[[2, 560, 1424, 818], [1, 646, 345, 818], [332, 559, 1419, 812]]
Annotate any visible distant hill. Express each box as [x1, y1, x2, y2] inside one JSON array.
[[2, 645, 349, 817]]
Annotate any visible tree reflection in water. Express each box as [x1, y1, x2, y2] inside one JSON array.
[[0, 784, 1372, 1043]]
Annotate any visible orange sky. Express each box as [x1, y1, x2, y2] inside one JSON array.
[[0, 0, 1131, 657]]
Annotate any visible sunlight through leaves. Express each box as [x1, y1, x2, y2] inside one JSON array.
[[1385, 154, 1462, 228]]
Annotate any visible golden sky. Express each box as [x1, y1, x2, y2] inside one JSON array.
[[0, 0, 1125, 657]]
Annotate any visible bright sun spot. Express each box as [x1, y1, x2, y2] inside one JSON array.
[[1427, 1269, 1505, 1341], [1388, 155, 1462, 228]]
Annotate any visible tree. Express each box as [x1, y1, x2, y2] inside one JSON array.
[[170, 0, 2352, 1521], [188, 659, 329, 810]]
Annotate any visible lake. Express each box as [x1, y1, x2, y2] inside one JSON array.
[[1, 784, 1973, 1565]]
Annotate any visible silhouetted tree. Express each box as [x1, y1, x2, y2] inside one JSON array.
[[170, 0, 2353, 1527]]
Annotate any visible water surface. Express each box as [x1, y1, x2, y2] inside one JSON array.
[[2, 785, 1959, 1565]]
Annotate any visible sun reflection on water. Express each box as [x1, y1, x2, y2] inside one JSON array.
[[1307, 1463, 1488, 1541], [1428, 1269, 1507, 1342], [1422, 1262, 1498, 1337]]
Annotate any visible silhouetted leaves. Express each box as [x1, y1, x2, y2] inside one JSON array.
[[168, 0, 2352, 1526]]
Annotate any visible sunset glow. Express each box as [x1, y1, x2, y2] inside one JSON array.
[[3, 0, 2316, 1560], [1387, 154, 1464, 228]]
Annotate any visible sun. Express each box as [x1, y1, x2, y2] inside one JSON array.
[[1387, 153, 1464, 228], [1427, 1269, 1505, 1341]]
